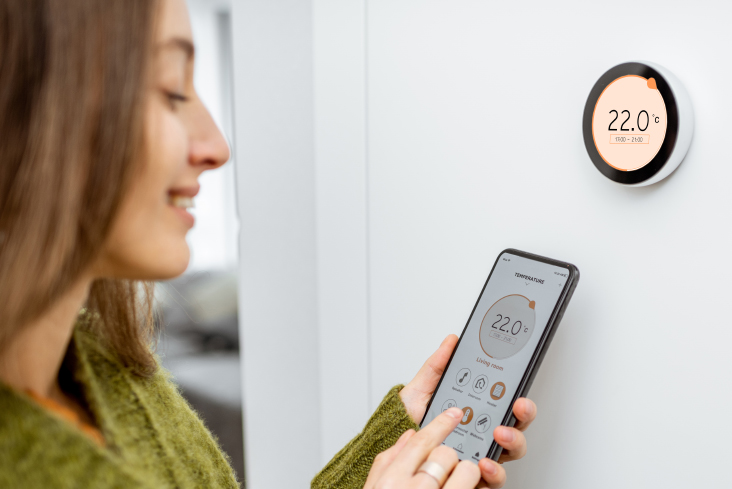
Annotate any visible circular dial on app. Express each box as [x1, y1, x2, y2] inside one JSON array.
[[479, 295, 536, 360], [592, 75, 667, 171]]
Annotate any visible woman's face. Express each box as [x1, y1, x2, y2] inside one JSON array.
[[95, 0, 229, 281]]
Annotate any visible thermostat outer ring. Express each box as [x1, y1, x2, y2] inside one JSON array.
[[582, 61, 694, 186]]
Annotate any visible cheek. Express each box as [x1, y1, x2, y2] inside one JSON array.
[[98, 103, 191, 280], [149, 107, 188, 175]]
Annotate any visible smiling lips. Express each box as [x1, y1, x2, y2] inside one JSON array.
[[167, 186, 199, 228], [167, 184, 199, 210], [168, 195, 194, 209]]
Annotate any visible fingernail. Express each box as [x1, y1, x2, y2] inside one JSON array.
[[498, 426, 514, 442], [445, 407, 463, 420], [482, 460, 497, 475], [525, 399, 536, 417]]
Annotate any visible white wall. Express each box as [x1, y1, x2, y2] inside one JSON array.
[[233, 0, 732, 488], [366, 1, 732, 488]]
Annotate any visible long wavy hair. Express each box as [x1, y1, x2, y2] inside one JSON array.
[[0, 0, 161, 376]]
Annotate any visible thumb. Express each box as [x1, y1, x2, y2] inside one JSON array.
[[400, 335, 458, 421], [408, 335, 458, 394]]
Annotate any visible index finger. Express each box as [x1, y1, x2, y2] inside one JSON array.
[[386, 407, 463, 476]]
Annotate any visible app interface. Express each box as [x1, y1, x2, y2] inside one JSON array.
[[421, 252, 569, 462]]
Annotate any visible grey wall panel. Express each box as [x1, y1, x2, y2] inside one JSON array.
[[232, 1, 320, 487]]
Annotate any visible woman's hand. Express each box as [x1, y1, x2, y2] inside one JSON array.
[[399, 335, 460, 423], [399, 335, 538, 488], [364, 408, 482, 489]]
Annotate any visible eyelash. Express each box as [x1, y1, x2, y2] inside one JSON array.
[[166, 91, 189, 110]]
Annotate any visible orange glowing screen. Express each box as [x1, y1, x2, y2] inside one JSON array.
[[592, 76, 667, 171]]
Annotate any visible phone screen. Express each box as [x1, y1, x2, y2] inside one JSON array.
[[420, 251, 571, 462]]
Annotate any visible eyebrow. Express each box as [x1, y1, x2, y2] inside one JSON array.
[[159, 37, 195, 59]]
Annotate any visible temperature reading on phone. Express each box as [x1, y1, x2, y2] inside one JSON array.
[[479, 295, 536, 360], [491, 314, 524, 336]]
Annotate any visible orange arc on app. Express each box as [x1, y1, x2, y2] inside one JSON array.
[[480, 294, 534, 359]]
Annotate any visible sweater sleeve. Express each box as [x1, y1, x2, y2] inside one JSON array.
[[311, 385, 419, 489]]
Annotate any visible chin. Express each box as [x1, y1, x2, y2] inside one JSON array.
[[98, 233, 192, 281], [120, 247, 191, 281], [153, 261, 190, 281], [153, 252, 191, 280]]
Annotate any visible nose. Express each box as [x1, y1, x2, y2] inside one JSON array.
[[187, 97, 230, 171]]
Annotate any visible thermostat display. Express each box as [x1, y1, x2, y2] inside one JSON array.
[[583, 62, 693, 186], [593, 76, 667, 171]]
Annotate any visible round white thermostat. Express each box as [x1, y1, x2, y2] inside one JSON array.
[[582, 62, 694, 186]]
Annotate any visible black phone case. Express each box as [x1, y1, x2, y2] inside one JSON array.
[[418, 248, 580, 462]]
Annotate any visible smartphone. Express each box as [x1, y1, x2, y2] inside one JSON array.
[[419, 248, 579, 462]]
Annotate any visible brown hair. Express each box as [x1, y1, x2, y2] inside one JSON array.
[[0, 0, 161, 376]]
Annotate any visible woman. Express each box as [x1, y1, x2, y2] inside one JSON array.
[[0, 0, 537, 487]]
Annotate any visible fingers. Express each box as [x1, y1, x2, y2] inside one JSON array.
[[478, 458, 506, 488], [494, 426, 527, 463], [486, 398, 535, 465], [363, 430, 416, 489], [512, 398, 537, 432], [443, 460, 481, 489], [382, 429, 416, 465], [412, 445, 459, 487], [384, 407, 462, 476]]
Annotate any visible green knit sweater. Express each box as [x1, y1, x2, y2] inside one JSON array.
[[311, 385, 420, 488], [0, 326, 418, 488], [0, 328, 240, 488]]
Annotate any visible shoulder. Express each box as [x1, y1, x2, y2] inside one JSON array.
[[0, 327, 238, 489], [72, 327, 240, 488]]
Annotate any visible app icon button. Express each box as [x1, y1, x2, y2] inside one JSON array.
[[456, 368, 471, 387], [460, 407, 474, 425], [441, 399, 457, 412], [472, 374, 488, 394], [490, 382, 506, 401], [475, 414, 491, 433]]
